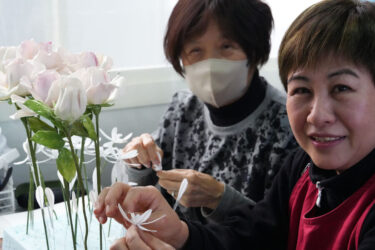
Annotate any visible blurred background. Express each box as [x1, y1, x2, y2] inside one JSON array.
[[0, 0, 320, 190]]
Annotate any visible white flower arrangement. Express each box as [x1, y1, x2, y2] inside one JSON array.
[[0, 39, 135, 250]]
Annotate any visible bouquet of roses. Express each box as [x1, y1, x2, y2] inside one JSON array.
[[0, 39, 136, 250]]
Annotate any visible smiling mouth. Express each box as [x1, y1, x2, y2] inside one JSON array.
[[310, 136, 346, 142]]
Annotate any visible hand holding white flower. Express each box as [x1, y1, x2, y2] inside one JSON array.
[[118, 205, 166, 232]]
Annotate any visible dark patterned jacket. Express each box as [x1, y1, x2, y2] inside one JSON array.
[[128, 80, 297, 224]]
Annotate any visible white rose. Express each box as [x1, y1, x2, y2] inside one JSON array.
[[74, 68, 120, 105], [54, 76, 87, 123], [30, 70, 60, 107], [17, 39, 41, 60]]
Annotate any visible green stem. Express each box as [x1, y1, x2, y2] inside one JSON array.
[[26, 170, 34, 234], [80, 138, 91, 211], [20, 117, 50, 250], [94, 111, 103, 250], [66, 130, 89, 250], [64, 180, 77, 250]]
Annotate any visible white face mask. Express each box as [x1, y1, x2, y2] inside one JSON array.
[[185, 58, 249, 108]]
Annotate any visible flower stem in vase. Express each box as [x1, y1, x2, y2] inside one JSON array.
[[93, 108, 103, 250], [26, 169, 35, 234], [66, 130, 89, 250], [79, 137, 91, 211], [20, 116, 50, 250], [64, 179, 77, 250]]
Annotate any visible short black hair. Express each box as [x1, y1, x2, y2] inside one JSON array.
[[279, 0, 375, 89], [164, 0, 273, 76]]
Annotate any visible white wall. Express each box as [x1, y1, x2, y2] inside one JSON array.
[[0, 0, 320, 187]]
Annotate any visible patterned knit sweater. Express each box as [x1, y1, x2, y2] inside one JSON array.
[[128, 77, 297, 224]]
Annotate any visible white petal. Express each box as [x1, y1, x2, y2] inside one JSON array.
[[117, 203, 133, 224], [45, 187, 55, 211], [57, 170, 65, 188], [69, 173, 77, 191], [137, 209, 152, 224], [10, 94, 27, 104], [120, 150, 138, 160], [111, 162, 118, 184], [137, 224, 156, 232], [141, 214, 166, 225], [92, 168, 97, 193], [152, 152, 163, 172], [89, 190, 98, 205], [35, 186, 44, 209], [9, 109, 35, 119], [99, 128, 112, 141], [71, 191, 78, 213], [173, 178, 188, 211]]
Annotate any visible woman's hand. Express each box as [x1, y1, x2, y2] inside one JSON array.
[[94, 183, 189, 249], [110, 225, 176, 250], [157, 169, 225, 210], [122, 133, 163, 170]]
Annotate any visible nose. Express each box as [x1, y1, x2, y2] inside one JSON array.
[[204, 48, 221, 60], [306, 96, 336, 127]]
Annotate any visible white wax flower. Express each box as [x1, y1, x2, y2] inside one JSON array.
[[118, 205, 166, 232], [54, 76, 87, 123], [9, 94, 36, 119], [100, 127, 132, 144]]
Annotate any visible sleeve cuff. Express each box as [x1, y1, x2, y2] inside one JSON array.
[[201, 184, 256, 223], [126, 166, 158, 186]]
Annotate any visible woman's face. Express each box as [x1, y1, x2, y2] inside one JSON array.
[[181, 19, 247, 66], [286, 57, 375, 173]]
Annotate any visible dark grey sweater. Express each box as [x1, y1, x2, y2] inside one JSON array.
[[128, 76, 297, 224]]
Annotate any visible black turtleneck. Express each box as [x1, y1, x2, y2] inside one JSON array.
[[205, 70, 266, 127], [309, 149, 375, 216]]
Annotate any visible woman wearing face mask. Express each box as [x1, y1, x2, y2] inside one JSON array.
[[123, 0, 296, 224]]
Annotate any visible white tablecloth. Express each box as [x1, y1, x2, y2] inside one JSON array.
[[0, 198, 125, 250]]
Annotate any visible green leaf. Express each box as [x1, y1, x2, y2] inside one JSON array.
[[56, 148, 76, 183], [31, 130, 65, 149], [24, 99, 54, 120], [87, 104, 102, 115], [71, 120, 89, 138], [81, 115, 97, 140], [28, 117, 55, 133], [100, 103, 113, 108]]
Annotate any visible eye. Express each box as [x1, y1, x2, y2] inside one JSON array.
[[332, 84, 352, 93], [188, 47, 201, 54], [222, 43, 233, 50], [289, 87, 311, 96]]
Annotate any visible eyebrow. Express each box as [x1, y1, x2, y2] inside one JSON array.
[[287, 75, 309, 83], [327, 68, 359, 79], [287, 68, 360, 84]]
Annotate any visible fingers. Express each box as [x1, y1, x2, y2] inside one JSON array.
[[94, 183, 131, 224], [122, 134, 162, 169], [125, 226, 152, 250], [140, 134, 162, 166], [122, 186, 164, 213], [157, 169, 192, 181], [110, 237, 129, 250], [94, 187, 110, 224], [158, 179, 180, 195], [130, 226, 176, 250], [111, 226, 176, 250]]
